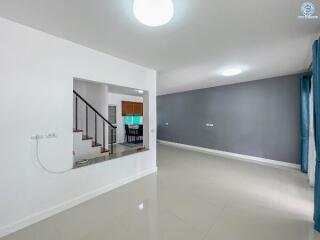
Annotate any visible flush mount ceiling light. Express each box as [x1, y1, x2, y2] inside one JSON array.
[[133, 0, 174, 27], [222, 68, 242, 77]]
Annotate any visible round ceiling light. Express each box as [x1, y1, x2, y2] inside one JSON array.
[[222, 68, 242, 77], [133, 0, 174, 27]]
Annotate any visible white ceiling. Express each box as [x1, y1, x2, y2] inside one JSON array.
[[108, 84, 144, 97], [75, 77, 144, 96], [0, 0, 319, 95]]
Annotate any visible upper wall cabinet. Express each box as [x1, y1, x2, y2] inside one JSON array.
[[122, 101, 143, 116], [133, 102, 143, 116]]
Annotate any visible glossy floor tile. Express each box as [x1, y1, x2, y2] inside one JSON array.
[[2, 144, 320, 240]]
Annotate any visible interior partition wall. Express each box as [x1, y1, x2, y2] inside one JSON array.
[[0, 18, 157, 237], [157, 74, 302, 164]]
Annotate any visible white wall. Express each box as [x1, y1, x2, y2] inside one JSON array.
[[0, 18, 157, 237], [108, 93, 143, 143]]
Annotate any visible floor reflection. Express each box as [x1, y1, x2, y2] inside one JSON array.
[[2, 144, 319, 240]]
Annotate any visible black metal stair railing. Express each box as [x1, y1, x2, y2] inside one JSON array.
[[73, 90, 117, 154]]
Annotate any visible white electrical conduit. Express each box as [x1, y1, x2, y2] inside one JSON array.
[[35, 138, 72, 174]]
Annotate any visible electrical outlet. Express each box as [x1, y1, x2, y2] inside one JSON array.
[[30, 134, 44, 140], [46, 133, 57, 139]]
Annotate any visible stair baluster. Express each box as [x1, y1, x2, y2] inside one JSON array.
[[86, 105, 88, 139], [94, 113, 97, 145], [75, 96, 78, 130], [103, 121, 106, 152], [73, 90, 116, 155]]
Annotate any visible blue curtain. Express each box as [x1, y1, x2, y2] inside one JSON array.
[[300, 75, 310, 173], [313, 38, 320, 231]]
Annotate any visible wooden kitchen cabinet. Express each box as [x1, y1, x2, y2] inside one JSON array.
[[122, 101, 134, 115], [122, 101, 143, 116], [133, 102, 143, 116]]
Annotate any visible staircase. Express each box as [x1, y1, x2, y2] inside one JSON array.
[[73, 90, 116, 161], [73, 129, 109, 161]]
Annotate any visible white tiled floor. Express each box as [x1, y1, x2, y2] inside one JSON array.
[[2, 144, 320, 240]]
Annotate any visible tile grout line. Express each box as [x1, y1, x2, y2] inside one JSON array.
[[200, 199, 232, 240]]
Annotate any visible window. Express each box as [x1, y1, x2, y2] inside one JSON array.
[[124, 116, 142, 125]]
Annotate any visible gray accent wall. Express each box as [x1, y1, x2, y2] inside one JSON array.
[[157, 74, 302, 164]]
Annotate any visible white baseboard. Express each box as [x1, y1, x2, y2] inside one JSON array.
[[0, 167, 157, 238], [158, 140, 300, 169]]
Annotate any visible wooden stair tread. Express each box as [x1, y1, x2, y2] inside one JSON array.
[[92, 143, 102, 148], [82, 136, 93, 140], [101, 148, 110, 153], [73, 129, 83, 133]]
